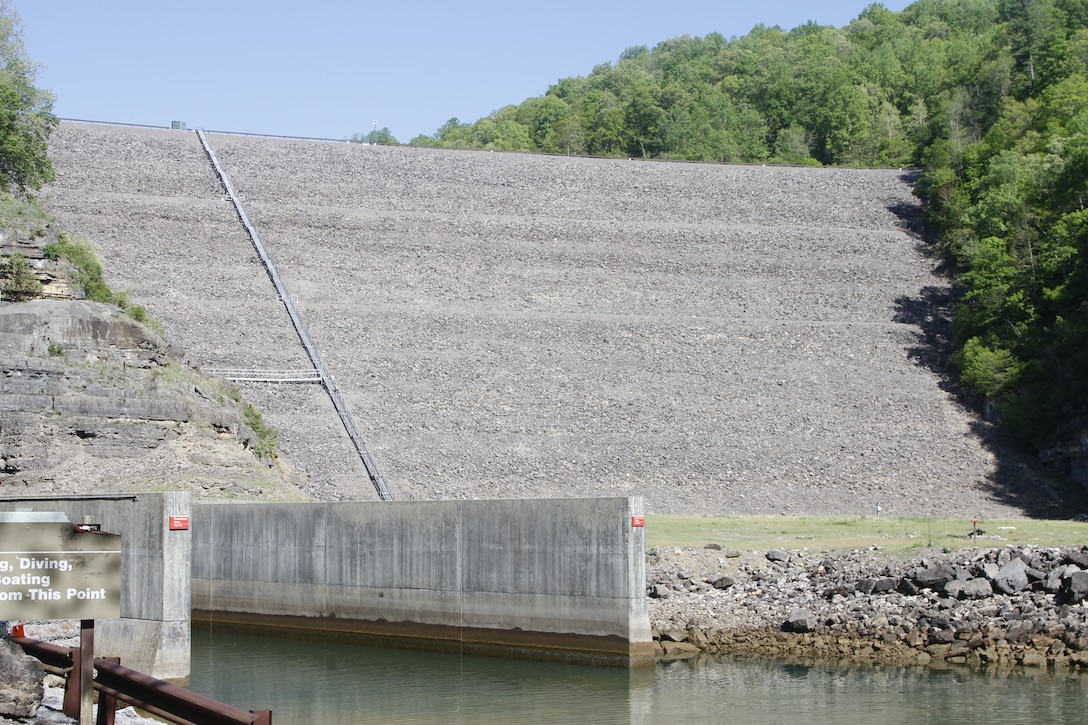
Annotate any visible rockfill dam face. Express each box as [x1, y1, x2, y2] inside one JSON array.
[[37, 121, 1051, 517]]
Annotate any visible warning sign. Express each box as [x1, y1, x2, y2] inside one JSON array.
[[0, 522, 121, 620]]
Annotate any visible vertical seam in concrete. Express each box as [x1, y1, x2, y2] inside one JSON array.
[[321, 503, 329, 618], [458, 500, 464, 658]]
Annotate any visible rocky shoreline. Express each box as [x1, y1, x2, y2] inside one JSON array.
[[647, 543, 1088, 670]]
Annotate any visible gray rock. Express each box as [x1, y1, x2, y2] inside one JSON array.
[[1065, 549, 1088, 568], [766, 549, 790, 563], [0, 640, 44, 718], [912, 562, 955, 591], [1066, 571, 1088, 603], [783, 608, 818, 633], [925, 615, 952, 630], [928, 628, 956, 644], [711, 575, 735, 590], [994, 557, 1031, 594], [945, 577, 993, 600], [897, 578, 920, 596], [662, 629, 689, 643], [872, 578, 897, 593], [650, 584, 671, 599], [855, 577, 877, 594]]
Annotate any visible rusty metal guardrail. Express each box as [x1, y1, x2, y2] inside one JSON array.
[[11, 635, 271, 725]]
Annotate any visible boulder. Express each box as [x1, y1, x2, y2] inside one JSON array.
[[855, 577, 877, 594], [766, 549, 790, 563], [0, 640, 44, 719], [945, 578, 993, 600], [872, 577, 897, 593], [711, 575, 735, 590], [912, 562, 955, 591], [993, 558, 1030, 594], [896, 578, 920, 596], [1065, 549, 1088, 568], [1065, 571, 1088, 603], [783, 608, 818, 633], [1019, 651, 1047, 667], [1045, 565, 1075, 593]]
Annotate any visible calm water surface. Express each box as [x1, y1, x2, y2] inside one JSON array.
[[191, 625, 1088, 724]]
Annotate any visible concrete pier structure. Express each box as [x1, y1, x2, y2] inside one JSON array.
[[192, 497, 653, 665]]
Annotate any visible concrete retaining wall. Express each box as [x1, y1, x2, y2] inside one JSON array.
[[0, 492, 191, 682], [192, 497, 652, 664]]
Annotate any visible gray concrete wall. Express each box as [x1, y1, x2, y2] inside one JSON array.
[[192, 497, 652, 664], [0, 492, 191, 681]]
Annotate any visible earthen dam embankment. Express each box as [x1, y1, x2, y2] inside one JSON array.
[[39, 122, 1056, 515]]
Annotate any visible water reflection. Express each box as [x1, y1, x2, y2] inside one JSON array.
[[191, 625, 1088, 724]]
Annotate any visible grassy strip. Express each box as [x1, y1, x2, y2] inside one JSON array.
[[645, 515, 1088, 555]]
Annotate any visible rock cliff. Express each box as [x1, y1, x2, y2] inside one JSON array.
[[0, 171, 310, 501], [0, 298, 310, 501]]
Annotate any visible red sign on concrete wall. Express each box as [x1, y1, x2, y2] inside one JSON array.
[[169, 516, 190, 531], [631, 515, 645, 527]]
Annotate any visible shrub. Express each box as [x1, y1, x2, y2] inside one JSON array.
[[1, 252, 42, 300], [49, 234, 113, 303], [242, 403, 279, 459]]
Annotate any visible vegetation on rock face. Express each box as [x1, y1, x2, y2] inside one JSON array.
[[242, 402, 279, 459], [0, 251, 39, 300], [408, 0, 1088, 464]]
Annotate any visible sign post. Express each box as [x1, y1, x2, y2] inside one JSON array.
[[0, 513, 122, 724]]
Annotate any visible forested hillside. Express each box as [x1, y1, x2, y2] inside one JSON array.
[[411, 0, 1088, 475]]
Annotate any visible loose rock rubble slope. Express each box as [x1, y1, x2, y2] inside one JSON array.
[[39, 122, 1066, 514], [648, 544, 1088, 669]]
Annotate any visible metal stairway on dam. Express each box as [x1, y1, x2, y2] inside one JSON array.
[[195, 129, 393, 501]]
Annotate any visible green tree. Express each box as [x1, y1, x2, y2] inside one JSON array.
[[0, 1, 56, 195], [351, 127, 398, 145], [0, 251, 40, 300]]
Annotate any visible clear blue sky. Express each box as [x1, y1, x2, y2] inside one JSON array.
[[17, 1, 913, 142]]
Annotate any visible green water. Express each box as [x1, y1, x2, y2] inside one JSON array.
[[191, 625, 1088, 724]]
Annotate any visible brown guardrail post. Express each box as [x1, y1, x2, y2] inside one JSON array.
[[96, 657, 119, 725], [63, 646, 81, 719], [79, 620, 95, 724], [251, 711, 272, 725]]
